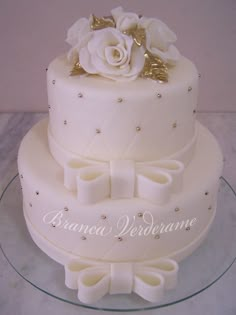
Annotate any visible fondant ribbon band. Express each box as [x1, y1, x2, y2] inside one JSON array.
[[65, 258, 179, 304], [64, 159, 184, 204]]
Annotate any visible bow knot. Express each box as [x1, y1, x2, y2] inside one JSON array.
[[65, 258, 178, 304], [64, 158, 184, 205]]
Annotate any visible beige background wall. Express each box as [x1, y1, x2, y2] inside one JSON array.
[[0, 0, 235, 112]]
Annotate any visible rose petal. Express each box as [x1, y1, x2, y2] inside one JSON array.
[[149, 44, 180, 65], [67, 47, 78, 64], [79, 46, 98, 74], [87, 28, 123, 55], [93, 52, 130, 75], [104, 46, 128, 66], [111, 6, 124, 22], [140, 17, 180, 64], [124, 45, 145, 78], [66, 17, 91, 47], [116, 13, 139, 32]]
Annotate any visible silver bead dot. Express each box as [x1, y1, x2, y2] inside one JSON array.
[[96, 128, 101, 134], [48, 105, 51, 109], [118, 237, 123, 242], [64, 207, 69, 211], [51, 223, 56, 227], [52, 80, 56, 85], [172, 122, 177, 128], [157, 93, 162, 98], [101, 214, 107, 220], [188, 86, 192, 92], [193, 109, 196, 114], [20, 174, 23, 179], [154, 234, 160, 239], [205, 191, 209, 196], [137, 212, 143, 218], [208, 206, 212, 210], [29, 203, 32, 207], [64, 120, 67, 125], [175, 207, 180, 212], [117, 97, 123, 103], [198, 73, 201, 78], [186, 226, 190, 231], [36, 191, 39, 195], [136, 126, 141, 132], [78, 92, 83, 98], [81, 236, 87, 240], [46, 68, 48, 72]]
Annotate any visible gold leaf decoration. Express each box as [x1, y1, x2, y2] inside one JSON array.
[[69, 11, 171, 82], [141, 50, 169, 82], [70, 60, 86, 76], [90, 14, 115, 31], [123, 26, 146, 47]]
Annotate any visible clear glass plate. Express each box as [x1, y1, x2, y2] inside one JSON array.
[[0, 175, 236, 312]]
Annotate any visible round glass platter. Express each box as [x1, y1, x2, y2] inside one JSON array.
[[0, 175, 236, 312]]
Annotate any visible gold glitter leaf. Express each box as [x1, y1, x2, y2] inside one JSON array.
[[123, 26, 146, 47], [70, 61, 86, 76], [91, 14, 115, 30], [141, 50, 168, 82]]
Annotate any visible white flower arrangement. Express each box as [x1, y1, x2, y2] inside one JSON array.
[[66, 7, 180, 82]]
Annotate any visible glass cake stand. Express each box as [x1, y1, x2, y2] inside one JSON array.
[[0, 174, 236, 312]]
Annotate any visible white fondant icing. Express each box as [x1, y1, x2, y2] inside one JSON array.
[[47, 55, 198, 161], [48, 121, 198, 168], [23, 201, 217, 265], [110, 160, 135, 199], [63, 155, 184, 205], [17, 24, 223, 302], [18, 119, 223, 262], [64, 257, 178, 303]]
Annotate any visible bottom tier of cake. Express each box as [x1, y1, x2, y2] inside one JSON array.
[[18, 118, 223, 265], [18, 118, 223, 303]]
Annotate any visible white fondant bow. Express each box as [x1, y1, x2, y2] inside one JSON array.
[[65, 258, 178, 304], [64, 159, 184, 204]]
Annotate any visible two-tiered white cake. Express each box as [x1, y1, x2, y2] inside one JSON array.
[[18, 7, 223, 304]]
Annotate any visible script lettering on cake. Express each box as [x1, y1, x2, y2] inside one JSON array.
[[42, 210, 112, 236]]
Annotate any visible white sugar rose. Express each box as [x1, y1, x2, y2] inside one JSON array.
[[111, 6, 139, 32], [66, 17, 92, 47], [140, 17, 180, 65], [77, 27, 145, 81], [66, 16, 92, 63]]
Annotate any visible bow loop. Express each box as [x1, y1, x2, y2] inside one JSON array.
[[136, 169, 173, 204], [65, 259, 110, 303], [65, 260, 95, 289], [138, 159, 184, 193], [64, 258, 178, 304], [138, 257, 179, 289], [76, 166, 110, 204], [78, 266, 110, 304], [133, 270, 165, 303], [64, 158, 184, 204]]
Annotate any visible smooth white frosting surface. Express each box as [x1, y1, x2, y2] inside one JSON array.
[[47, 55, 198, 161], [18, 119, 223, 263]]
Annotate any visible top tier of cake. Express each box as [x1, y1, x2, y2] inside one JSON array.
[[47, 55, 198, 162]]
